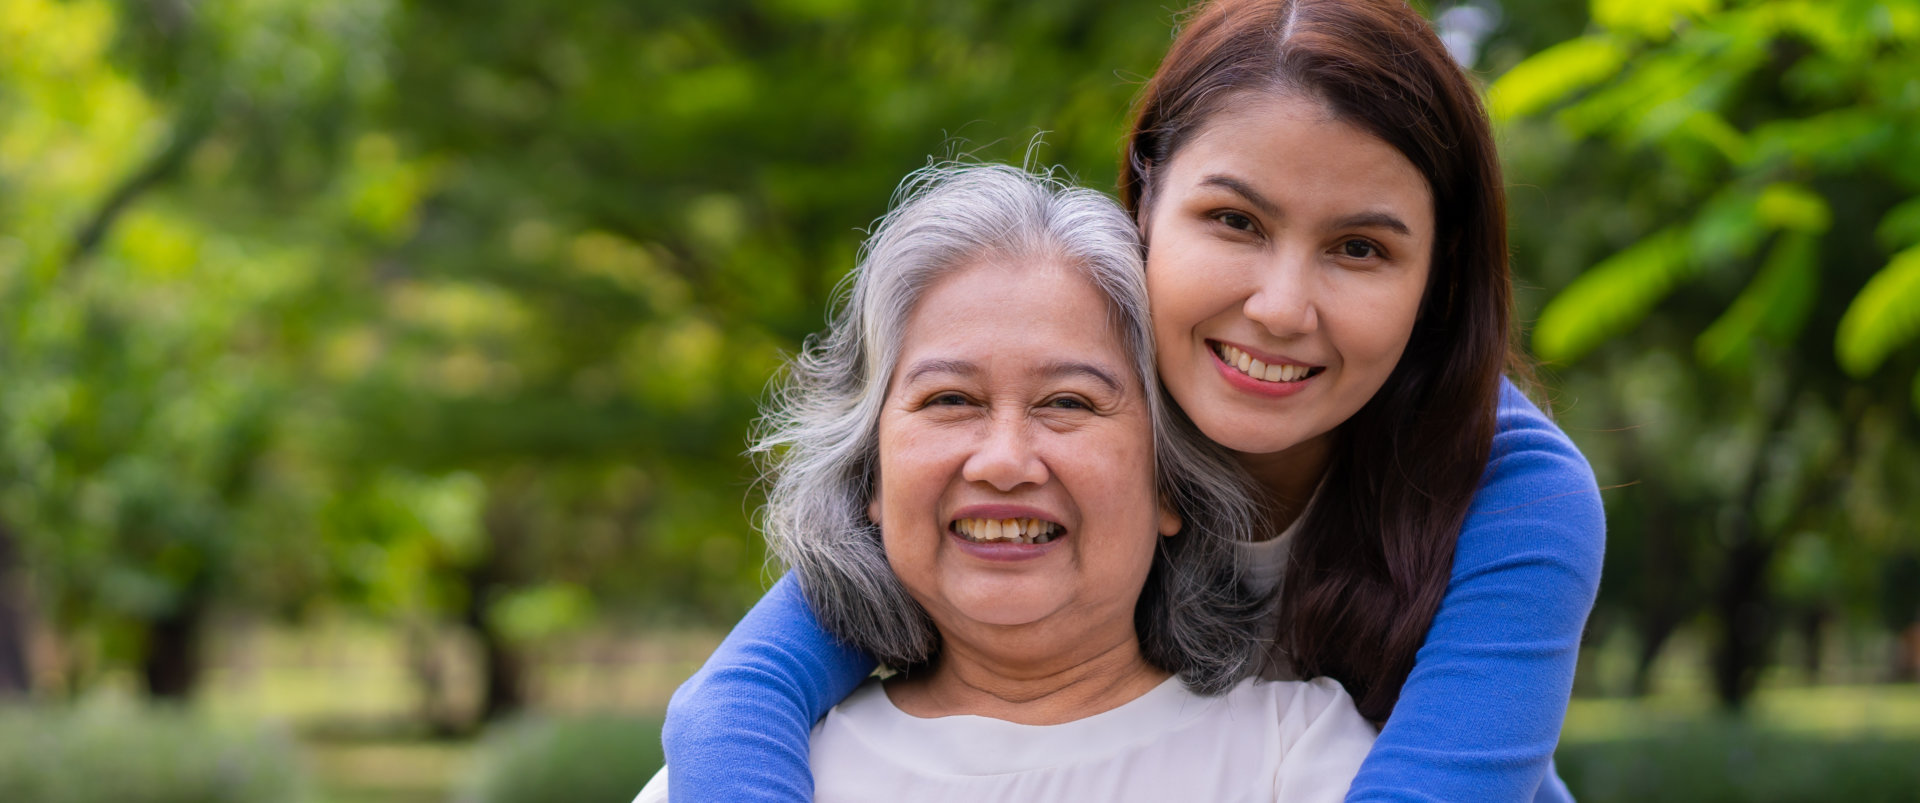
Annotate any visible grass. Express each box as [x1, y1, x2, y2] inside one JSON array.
[[34, 620, 1920, 803], [188, 619, 710, 803]]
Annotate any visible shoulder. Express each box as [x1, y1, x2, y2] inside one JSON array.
[[1459, 377, 1606, 584], [1234, 676, 1366, 727]]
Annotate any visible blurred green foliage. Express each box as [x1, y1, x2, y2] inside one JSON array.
[[0, 0, 1207, 718], [0, 0, 1915, 732], [1497, 0, 1920, 708], [462, 715, 665, 803], [0, 704, 305, 803], [1558, 726, 1920, 802]]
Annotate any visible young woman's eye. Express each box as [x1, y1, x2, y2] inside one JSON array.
[[1214, 211, 1257, 232], [1339, 239, 1380, 259]]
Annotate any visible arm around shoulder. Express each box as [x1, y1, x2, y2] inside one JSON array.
[[1344, 377, 1604, 802], [660, 572, 877, 803]]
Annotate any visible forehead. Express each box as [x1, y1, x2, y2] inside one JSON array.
[[893, 259, 1138, 384], [1170, 94, 1433, 228]]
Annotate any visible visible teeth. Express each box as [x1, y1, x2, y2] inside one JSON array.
[[1216, 343, 1310, 384], [956, 517, 1058, 544]]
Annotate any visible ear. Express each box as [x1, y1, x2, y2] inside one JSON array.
[[1156, 493, 1182, 538], [867, 478, 883, 528]]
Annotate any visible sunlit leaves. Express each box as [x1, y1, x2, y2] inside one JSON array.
[[1513, 0, 1920, 401], [1874, 197, 1920, 250], [1534, 228, 1692, 363], [1592, 0, 1722, 41], [1753, 182, 1830, 233], [340, 133, 440, 243], [1695, 230, 1818, 370], [1487, 37, 1627, 121], [1836, 245, 1920, 377]]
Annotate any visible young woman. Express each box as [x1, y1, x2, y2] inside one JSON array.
[[661, 1, 1604, 800]]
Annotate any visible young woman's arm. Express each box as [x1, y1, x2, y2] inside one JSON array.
[[659, 572, 875, 803], [1343, 377, 1606, 803]]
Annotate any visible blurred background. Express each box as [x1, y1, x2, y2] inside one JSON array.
[[1, 0, 1917, 800]]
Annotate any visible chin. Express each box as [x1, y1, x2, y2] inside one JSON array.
[[946, 589, 1061, 628], [1189, 413, 1302, 457]]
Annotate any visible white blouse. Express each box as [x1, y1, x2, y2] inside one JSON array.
[[636, 673, 1375, 803]]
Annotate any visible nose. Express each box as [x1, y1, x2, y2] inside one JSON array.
[[961, 412, 1049, 491], [1241, 250, 1319, 337]]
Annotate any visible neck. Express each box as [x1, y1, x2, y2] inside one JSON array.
[[887, 626, 1169, 726], [1234, 433, 1332, 537]]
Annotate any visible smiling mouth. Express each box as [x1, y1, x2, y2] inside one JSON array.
[[1213, 342, 1323, 383], [952, 518, 1061, 545]]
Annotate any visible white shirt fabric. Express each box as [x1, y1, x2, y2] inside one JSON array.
[[1238, 496, 1309, 681], [636, 673, 1375, 803]]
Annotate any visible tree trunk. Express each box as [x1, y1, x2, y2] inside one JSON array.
[[1797, 606, 1827, 681], [140, 591, 208, 699], [465, 592, 525, 724], [0, 522, 32, 696], [1629, 486, 1694, 697], [1711, 532, 1773, 710], [461, 478, 533, 724], [1631, 611, 1680, 697], [1710, 397, 1795, 712]]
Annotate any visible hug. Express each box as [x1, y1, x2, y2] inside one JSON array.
[[659, 0, 1605, 800]]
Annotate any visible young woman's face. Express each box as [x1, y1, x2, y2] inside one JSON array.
[[869, 259, 1178, 644], [1143, 94, 1434, 477]]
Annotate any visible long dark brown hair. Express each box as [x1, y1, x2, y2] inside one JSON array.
[[1121, 0, 1517, 721]]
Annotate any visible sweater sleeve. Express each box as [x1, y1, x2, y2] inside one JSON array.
[[660, 572, 877, 803], [1343, 377, 1606, 802]]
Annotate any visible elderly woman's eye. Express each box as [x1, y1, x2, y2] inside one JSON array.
[[1046, 396, 1091, 411], [928, 392, 969, 406]]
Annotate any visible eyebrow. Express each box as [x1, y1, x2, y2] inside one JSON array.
[[899, 358, 1124, 393], [1199, 174, 1280, 218], [1201, 175, 1415, 237], [1331, 211, 1413, 237]]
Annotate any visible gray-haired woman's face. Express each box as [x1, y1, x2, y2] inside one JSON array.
[[865, 257, 1180, 650]]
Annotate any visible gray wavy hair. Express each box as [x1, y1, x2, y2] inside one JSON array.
[[753, 162, 1271, 694]]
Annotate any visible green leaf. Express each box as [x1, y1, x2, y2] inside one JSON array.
[[1837, 244, 1920, 376], [1696, 231, 1819, 370], [1755, 182, 1831, 233], [1552, 36, 1747, 141], [1689, 186, 1771, 263], [1533, 227, 1692, 363], [1746, 110, 1896, 174], [1875, 197, 1920, 251], [1488, 37, 1628, 122], [1592, 0, 1722, 41], [1676, 110, 1749, 164]]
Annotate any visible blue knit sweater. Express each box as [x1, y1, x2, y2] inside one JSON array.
[[660, 377, 1605, 801]]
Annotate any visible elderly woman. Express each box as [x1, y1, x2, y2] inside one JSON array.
[[636, 163, 1375, 802]]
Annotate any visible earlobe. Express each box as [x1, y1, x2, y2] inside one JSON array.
[[1157, 495, 1182, 537], [867, 482, 882, 528]]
